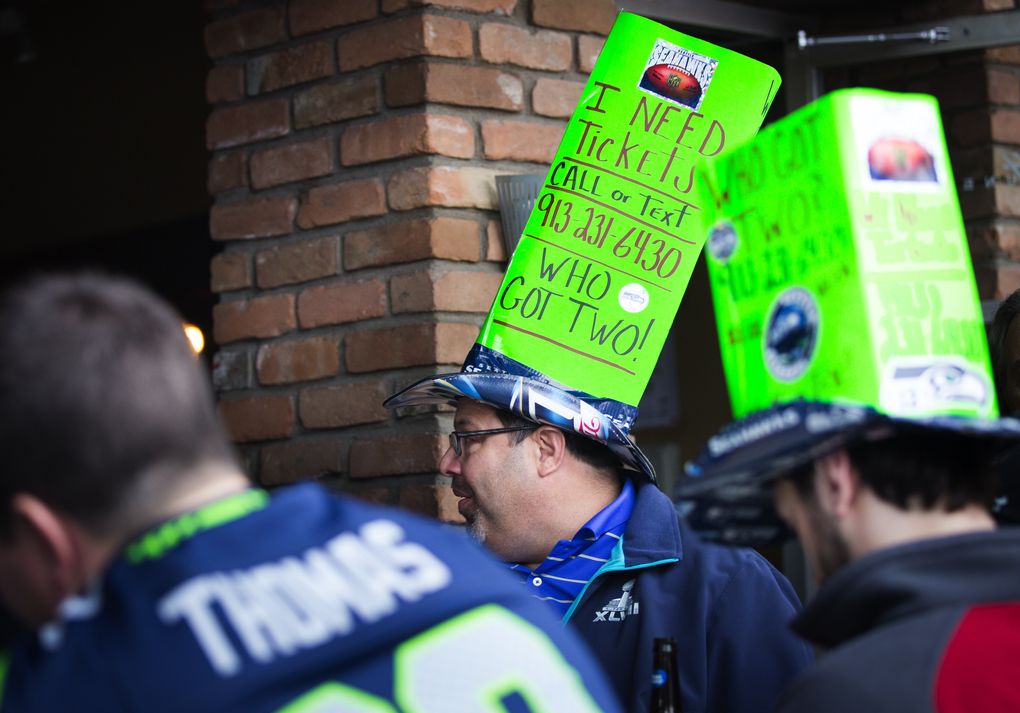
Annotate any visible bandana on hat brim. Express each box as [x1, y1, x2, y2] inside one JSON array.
[[676, 399, 1020, 545], [384, 370, 656, 483]]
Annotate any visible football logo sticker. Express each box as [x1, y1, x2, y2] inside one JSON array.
[[763, 287, 819, 382], [848, 94, 945, 191], [867, 137, 937, 183], [639, 39, 718, 111]]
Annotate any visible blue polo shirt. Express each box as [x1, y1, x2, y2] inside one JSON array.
[[510, 480, 635, 617]]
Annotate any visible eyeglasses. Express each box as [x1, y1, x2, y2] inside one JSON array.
[[448, 426, 538, 457]]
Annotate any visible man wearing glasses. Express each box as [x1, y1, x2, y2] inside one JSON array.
[[386, 367, 813, 713]]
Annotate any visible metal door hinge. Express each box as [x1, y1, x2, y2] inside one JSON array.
[[797, 27, 950, 50]]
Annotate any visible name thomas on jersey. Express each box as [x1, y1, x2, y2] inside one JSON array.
[[157, 519, 452, 676]]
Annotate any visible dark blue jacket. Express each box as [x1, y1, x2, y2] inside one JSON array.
[[564, 479, 813, 712], [1, 485, 625, 713]]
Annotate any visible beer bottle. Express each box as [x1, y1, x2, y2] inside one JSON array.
[[650, 636, 682, 713]]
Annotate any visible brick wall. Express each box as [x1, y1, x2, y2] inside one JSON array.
[[205, 0, 1020, 518], [821, 1, 1020, 302], [204, 0, 614, 518]]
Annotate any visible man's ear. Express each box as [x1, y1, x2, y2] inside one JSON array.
[[9, 494, 82, 608], [813, 449, 860, 519], [532, 426, 567, 477]]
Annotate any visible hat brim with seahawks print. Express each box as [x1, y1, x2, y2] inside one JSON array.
[[676, 399, 1020, 545], [384, 349, 656, 483]]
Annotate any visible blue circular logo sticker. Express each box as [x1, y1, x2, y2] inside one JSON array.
[[707, 221, 738, 262], [764, 287, 819, 382]]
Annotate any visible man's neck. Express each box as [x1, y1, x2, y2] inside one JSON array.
[[145, 464, 253, 525], [84, 464, 252, 582], [524, 471, 623, 569], [851, 493, 996, 559]]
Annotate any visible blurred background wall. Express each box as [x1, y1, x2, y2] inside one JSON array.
[[2, 0, 1018, 522]]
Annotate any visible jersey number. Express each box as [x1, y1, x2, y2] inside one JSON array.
[[277, 605, 604, 713]]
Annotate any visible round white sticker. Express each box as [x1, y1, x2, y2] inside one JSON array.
[[618, 283, 650, 313]]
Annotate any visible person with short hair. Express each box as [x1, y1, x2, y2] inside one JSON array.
[[0, 272, 625, 713], [386, 372, 813, 713], [682, 400, 1020, 713], [988, 287, 1020, 414], [986, 290, 1020, 523]]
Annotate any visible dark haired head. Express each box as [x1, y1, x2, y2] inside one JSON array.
[[989, 288, 1020, 415], [787, 430, 996, 513], [0, 272, 238, 537]]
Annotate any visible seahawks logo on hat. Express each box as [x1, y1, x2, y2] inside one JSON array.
[[763, 286, 819, 382]]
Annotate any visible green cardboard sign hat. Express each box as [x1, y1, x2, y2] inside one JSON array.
[[677, 88, 1020, 542], [385, 12, 782, 482], [702, 88, 996, 419]]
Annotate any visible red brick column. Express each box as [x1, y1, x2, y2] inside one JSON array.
[[203, 0, 616, 519], [821, 2, 1020, 302], [963, 41, 1020, 299]]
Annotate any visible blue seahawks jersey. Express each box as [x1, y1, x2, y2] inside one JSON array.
[[0, 484, 623, 713]]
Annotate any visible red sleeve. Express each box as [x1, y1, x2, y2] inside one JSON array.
[[935, 603, 1020, 713]]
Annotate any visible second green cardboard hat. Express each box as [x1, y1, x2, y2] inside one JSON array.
[[700, 88, 996, 421], [678, 87, 1017, 544]]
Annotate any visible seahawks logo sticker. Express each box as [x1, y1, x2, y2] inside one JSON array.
[[879, 357, 990, 416], [707, 221, 738, 262], [763, 287, 819, 382]]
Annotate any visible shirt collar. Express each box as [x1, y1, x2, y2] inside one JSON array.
[[575, 479, 635, 541]]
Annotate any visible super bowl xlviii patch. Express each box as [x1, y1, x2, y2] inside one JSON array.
[[639, 39, 717, 111], [763, 286, 819, 382], [593, 579, 639, 622]]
